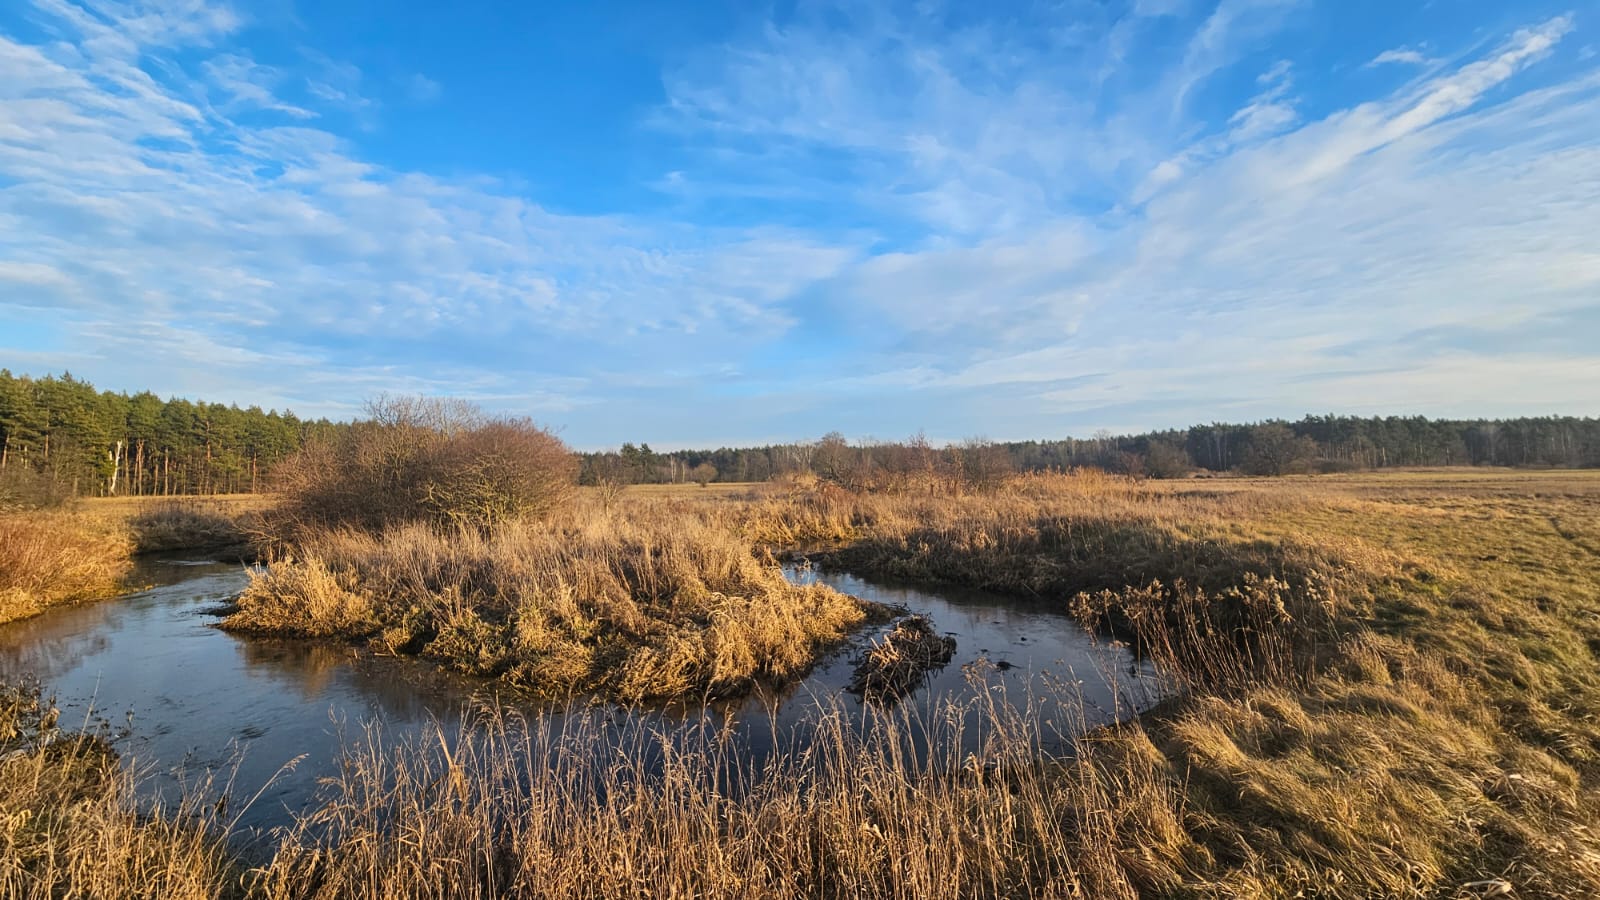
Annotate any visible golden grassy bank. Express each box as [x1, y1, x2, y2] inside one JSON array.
[[739, 470, 1600, 894], [0, 496, 261, 626], [6, 470, 1600, 897], [741, 471, 1403, 690], [0, 514, 132, 626], [224, 499, 876, 702]]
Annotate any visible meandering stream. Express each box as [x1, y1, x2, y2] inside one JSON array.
[[0, 555, 1157, 835]]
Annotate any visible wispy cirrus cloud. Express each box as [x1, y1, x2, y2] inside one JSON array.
[[0, 0, 858, 423], [1370, 46, 1435, 67], [655, 5, 1597, 438], [1, 0, 1595, 446]]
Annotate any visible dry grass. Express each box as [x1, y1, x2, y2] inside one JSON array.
[[242, 692, 1167, 900], [0, 681, 240, 899], [0, 513, 132, 625], [79, 493, 272, 520], [125, 499, 257, 554], [0, 496, 260, 626], [8, 469, 1600, 897], [848, 615, 956, 700], [618, 481, 768, 498], [751, 470, 1400, 691], [733, 469, 1600, 894], [225, 498, 878, 701]]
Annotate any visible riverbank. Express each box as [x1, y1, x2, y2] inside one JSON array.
[[0, 513, 132, 626], [0, 498, 260, 626]]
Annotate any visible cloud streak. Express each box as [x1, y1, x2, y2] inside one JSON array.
[[0, 0, 1595, 446]]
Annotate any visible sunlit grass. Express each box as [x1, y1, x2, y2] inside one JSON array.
[[0, 513, 132, 625], [225, 497, 878, 701], [5, 468, 1600, 896]]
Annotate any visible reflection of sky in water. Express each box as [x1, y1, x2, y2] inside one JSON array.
[[0, 557, 1160, 836]]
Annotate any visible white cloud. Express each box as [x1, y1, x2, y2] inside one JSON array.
[[302, 50, 373, 115], [1286, 16, 1573, 185], [0, 0, 864, 420], [1134, 58, 1298, 203], [1370, 47, 1433, 67], [659, 5, 1140, 236], [700, 10, 1599, 432], [202, 52, 316, 118], [2, 0, 1596, 440], [1228, 59, 1298, 142], [1170, 0, 1302, 114], [834, 226, 1099, 340], [0, 260, 78, 293]]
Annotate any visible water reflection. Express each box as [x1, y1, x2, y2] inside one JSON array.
[[0, 557, 1159, 835]]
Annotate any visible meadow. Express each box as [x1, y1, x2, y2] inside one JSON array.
[[2, 468, 1599, 897]]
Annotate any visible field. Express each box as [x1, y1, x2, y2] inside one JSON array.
[[3, 469, 1600, 897]]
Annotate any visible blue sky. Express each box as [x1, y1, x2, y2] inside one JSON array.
[[1, 0, 1596, 449]]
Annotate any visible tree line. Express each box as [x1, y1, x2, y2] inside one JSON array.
[[0, 370, 337, 504], [6, 370, 1595, 503], [582, 415, 1600, 486]]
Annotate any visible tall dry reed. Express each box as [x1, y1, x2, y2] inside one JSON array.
[[0, 681, 240, 900], [226, 500, 876, 701], [0, 513, 132, 625], [249, 688, 1162, 900]]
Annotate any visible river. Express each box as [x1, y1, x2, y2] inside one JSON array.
[[0, 555, 1158, 835]]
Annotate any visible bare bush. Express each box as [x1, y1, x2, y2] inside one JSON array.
[[421, 419, 578, 526], [268, 397, 576, 536]]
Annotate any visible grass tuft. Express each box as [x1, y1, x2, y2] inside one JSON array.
[[225, 500, 878, 701]]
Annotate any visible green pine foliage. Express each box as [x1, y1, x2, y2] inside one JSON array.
[[0, 370, 335, 501], [584, 414, 1600, 485]]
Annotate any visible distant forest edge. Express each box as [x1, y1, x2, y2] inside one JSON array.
[[2, 370, 1597, 502], [581, 415, 1600, 487], [0, 371, 339, 501]]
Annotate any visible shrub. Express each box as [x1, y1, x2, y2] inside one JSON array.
[[268, 397, 576, 536], [0, 465, 71, 512], [419, 419, 578, 527]]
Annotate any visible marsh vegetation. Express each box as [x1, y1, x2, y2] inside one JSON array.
[[0, 497, 257, 625], [2, 395, 1599, 897]]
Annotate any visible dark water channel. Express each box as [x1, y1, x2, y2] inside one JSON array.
[[0, 556, 1158, 837]]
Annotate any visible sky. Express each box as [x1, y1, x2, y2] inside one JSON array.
[[0, 0, 1597, 450]]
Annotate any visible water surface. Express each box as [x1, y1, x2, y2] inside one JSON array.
[[0, 556, 1157, 834]]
